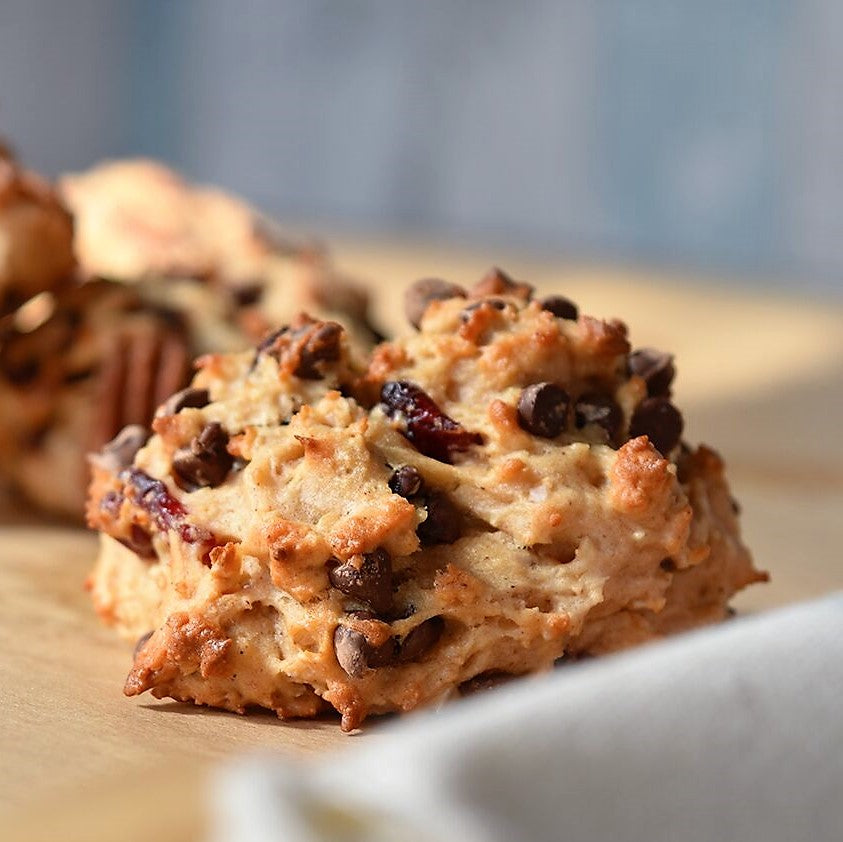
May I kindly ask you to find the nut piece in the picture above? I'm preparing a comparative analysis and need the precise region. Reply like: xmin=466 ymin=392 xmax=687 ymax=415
xmin=404 ymin=278 xmax=467 ymax=329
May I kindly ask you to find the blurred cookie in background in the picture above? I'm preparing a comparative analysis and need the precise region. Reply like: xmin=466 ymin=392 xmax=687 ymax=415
xmin=0 ymin=280 xmax=191 ymax=517
xmin=59 ymin=158 xmax=376 ymax=348
xmin=0 ymin=153 xmax=378 ymax=519
xmin=0 ymin=157 xmax=75 ymax=317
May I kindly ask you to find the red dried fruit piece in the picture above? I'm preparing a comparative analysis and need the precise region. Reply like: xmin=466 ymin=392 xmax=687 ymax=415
xmin=122 ymin=468 xmax=214 ymax=546
xmin=380 ymin=381 xmax=482 ymax=463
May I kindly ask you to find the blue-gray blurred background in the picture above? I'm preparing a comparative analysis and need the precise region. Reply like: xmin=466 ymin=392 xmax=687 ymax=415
xmin=2 ymin=0 xmax=841 ymax=295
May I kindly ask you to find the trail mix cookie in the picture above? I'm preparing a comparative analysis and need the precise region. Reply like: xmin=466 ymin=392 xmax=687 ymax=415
xmin=86 ymin=270 xmax=765 ymax=729
xmin=0 ymin=156 xmax=377 ymax=518
xmin=0 ymin=280 xmax=191 ymax=516
xmin=0 ymin=158 xmax=75 ymax=316
xmin=58 ymin=158 xmax=374 ymax=345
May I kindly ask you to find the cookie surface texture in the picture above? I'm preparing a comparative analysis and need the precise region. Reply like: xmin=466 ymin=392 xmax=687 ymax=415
xmin=87 ymin=274 xmax=765 ymax=729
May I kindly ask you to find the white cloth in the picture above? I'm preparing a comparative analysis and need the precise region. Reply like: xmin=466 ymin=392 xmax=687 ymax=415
xmin=209 ymin=594 xmax=843 ymax=842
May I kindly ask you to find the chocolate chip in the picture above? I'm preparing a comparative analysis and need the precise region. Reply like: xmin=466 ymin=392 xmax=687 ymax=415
xmin=388 ymin=465 xmax=424 ymax=498
xmin=230 ymin=282 xmax=264 ymax=307
xmin=459 ymin=670 xmax=516 ymax=696
xmin=417 ymin=493 xmax=461 ymax=546
xmin=399 ymin=616 xmax=445 ymax=663
xmin=574 ymin=393 xmax=623 ymax=445
xmin=133 ymin=631 xmax=154 ymax=658
xmin=629 ymin=397 xmax=684 ymax=455
xmin=471 ymin=267 xmax=534 ymax=300
xmin=118 ymin=524 xmax=155 ymax=559
xmin=333 ymin=625 xmax=398 ymax=678
xmin=459 ymin=298 xmax=507 ymax=323
xmin=517 ymin=383 xmax=570 ymax=438
xmin=628 ymin=348 xmax=675 ymax=397
xmin=660 ymin=557 xmax=676 ymax=572
xmin=159 ymin=387 xmax=210 ymax=417
xmin=90 ymin=424 xmax=150 ymax=473
xmin=540 ymin=295 xmax=578 ymax=321
xmin=295 ymin=322 xmax=343 ymax=379
xmin=328 ymin=549 xmax=394 ymax=615
xmin=171 ymin=422 xmax=234 ymax=491
xmin=404 ymin=278 xmax=467 ymax=329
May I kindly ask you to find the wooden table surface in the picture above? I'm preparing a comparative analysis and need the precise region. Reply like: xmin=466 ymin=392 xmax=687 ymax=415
xmin=4 ymin=238 xmax=843 ymax=840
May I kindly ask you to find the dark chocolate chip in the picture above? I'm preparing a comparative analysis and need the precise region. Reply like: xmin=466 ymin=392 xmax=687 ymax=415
xmin=554 ymin=651 xmax=594 ymax=667
xmin=660 ymin=557 xmax=676 ymax=572
xmin=230 ymin=282 xmax=264 ymax=307
xmin=459 ymin=670 xmax=516 ymax=696
xmin=295 ymin=322 xmax=343 ymax=379
xmin=159 ymin=387 xmax=210 ymax=417
xmin=328 ymin=549 xmax=394 ymax=615
xmin=404 ymin=278 xmax=467 ymax=329
xmin=333 ymin=625 xmax=398 ymax=678
xmin=171 ymin=422 xmax=234 ymax=491
xmin=90 ymin=424 xmax=150 ymax=473
xmin=628 ymin=348 xmax=676 ymax=397
xmin=574 ymin=393 xmax=623 ymax=445
xmin=629 ymin=397 xmax=684 ymax=455
xmin=540 ymin=295 xmax=579 ymax=321
xmin=517 ymin=383 xmax=570 ymax=438
xmin=0 ymin=353 xmax=39 ymax=384
xmin=133 ymin=630 xmax=154 ymax=658
xmin=388 ymin=465 xmax=424 ymax=499
xmin=399 ymin=616 xmax=445 ymax=663
xmin=731 ymin=497 xmax=741 ymax=515
xmin=459 ymin=298 xmax=508 ymax=323
xmin=118 ymin=524 xmax=156 ymax=559
xmin=380 ymin=381 xmax=482 ymax=463
xmin=417 ymin=492 xmax=461 ymax=546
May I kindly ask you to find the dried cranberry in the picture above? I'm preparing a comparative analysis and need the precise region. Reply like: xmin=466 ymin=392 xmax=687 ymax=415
xmin=122 ymin=468 xmax=213 ymax=548
xmin=380 ymin=381 xmax=482 ymax=463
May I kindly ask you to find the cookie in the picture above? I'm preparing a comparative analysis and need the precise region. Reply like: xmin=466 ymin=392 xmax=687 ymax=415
xmin=86 ymin=271 xmax=765 ymax=729
xmin=58 ymin=158 xmax=374 ymax=344
xmin=0 ymin=155 xmax=379 ymax=518
xmin=0 ymin=158 xmax=75 ymax=316
xmin=0 ymin=280 xmax=191 ymax=517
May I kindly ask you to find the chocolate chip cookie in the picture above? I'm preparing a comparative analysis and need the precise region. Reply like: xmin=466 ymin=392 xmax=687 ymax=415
xmin=86 ymin=270 xmax=765 ymax=729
